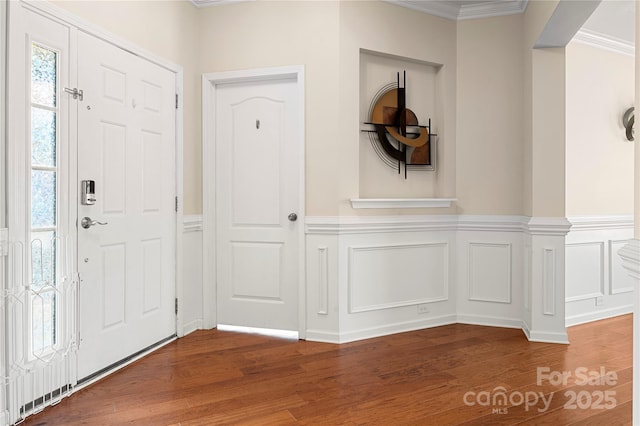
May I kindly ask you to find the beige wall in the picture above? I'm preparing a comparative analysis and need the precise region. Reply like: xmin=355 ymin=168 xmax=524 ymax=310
xmin=531 ymin=47 xmax=566 ymax=217
xmin=198 ymin=0 xmax=459 ymax=216
xmin=565 ymin=41 xmax=635 ymax=216
xmin=338 ymin=1 xmax=457 ymax=215
xmin=522 ymin=0 xmax=563 ymax=217
xmin=456 ymin=14 xmax=524 ymax=215
xmin=199 ymin=0 xmax=341 ymax=216
xmin=47 ymin=0 xmax=573 ymax=219
xmin=51 ymin=0 xmax=202 ymax=214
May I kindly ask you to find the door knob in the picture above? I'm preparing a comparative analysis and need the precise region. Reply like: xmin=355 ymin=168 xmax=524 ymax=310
xmin=288 ymin=213 xmax=298 ymax=222
xmin=81 ymin=217 xmax=108 ymax=229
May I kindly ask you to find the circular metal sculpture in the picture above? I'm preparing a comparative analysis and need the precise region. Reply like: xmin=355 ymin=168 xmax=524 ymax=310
xmin=363 ymin=72 xmax=436 ymax=178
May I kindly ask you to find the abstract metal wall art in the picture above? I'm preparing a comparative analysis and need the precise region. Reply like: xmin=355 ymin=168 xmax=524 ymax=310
xmin=362 ymin=71 xmax=436 ymax=178
xmin=622 ymin=106 xmax=634 ymax=141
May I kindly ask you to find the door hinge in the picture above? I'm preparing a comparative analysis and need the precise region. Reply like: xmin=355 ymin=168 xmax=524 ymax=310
xmin=175 ymin=298 xmax=178 ymax=315
xmin=0 ymin=228 xmax=8 ymax=257
xmin=175 ymin=196 xmax=178 ymax=212
xmin=64 ymin=87 xmax=84 ymax=101
xmin=175 ymin=94 xmax=179 ymax=109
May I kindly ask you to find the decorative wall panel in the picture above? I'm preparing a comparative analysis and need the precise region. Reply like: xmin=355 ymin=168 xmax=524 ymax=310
xmin=348 ymin=242 xmax=448 ymax=313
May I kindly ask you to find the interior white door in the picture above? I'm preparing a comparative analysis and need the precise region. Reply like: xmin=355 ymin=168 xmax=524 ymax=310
xmin=76 ymin=32 xmax=176 ymax=380
xmin=216 ymin=77 xmax=301 ymax=332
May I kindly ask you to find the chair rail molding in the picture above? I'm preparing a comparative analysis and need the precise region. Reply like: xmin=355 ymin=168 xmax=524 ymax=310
xmin=567 ymin=215 xmax=634 ymax=231
xmin=183 ymin=215 xmax=203 ymax=233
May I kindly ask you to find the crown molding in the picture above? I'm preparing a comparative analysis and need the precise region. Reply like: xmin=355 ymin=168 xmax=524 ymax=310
xmin=194 ymin=0 xmax=528 ymax=20
xmin=573 ymin=28 xmax=635 ymax=57
xmin=458 ymin=0 xmax=528 ymax=20
xmin=386 ymin=0 xmax=460 ymax=20
xmin=386 ymin=0 xmax=528 ymax=21
xmin=190 ymin=0 xmax=253 ymax=8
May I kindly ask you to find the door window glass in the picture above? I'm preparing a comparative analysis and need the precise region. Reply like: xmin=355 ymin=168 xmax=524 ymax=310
xmin=30 ymin=43 xmax=58 ymax=354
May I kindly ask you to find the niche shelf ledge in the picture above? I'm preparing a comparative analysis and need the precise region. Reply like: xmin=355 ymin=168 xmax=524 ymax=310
xmin=350 ymin=198 xmax=457 ymax=209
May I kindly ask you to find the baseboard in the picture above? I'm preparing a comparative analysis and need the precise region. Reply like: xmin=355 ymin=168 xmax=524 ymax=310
xmin=304 ymin=330 xmax=341 ymax=344
xmin=523 ymin=326 xmax=570 ymax=344
xmin=566 ymin=305 xmax=634 ymax=327
xmin=182 ymin=319 xmax=203 ymax=336
xmin=456 ymin=314 xmax=522 ymax=329
xmin=336 ymin=315 xmax=457 ymax=344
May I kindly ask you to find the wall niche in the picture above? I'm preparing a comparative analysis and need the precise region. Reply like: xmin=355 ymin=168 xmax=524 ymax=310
xmin=359 ymin=49 xmax=443 ymax=199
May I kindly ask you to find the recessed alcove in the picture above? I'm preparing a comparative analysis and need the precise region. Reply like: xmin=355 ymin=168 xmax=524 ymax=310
xmin=359 ymin=49 xmax=445 ymax=199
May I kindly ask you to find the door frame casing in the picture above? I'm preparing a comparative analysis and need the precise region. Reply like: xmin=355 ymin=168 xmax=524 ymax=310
xmin=1 ymin=0 xmax=8 ymax=423
xmin=4 ymin=0 xmax=185 ymax=378
xmin=202 ymin=66 xmax=306 ymax=338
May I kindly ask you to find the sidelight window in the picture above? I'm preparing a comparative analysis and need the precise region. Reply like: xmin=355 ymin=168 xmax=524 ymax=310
xmin=30 ymin=43 xmax=59 ymax=355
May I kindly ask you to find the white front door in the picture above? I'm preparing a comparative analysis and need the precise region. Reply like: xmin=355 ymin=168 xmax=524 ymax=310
xmin=215 ymin=76 xmax=301 ymax=332
xmin=76 ymin=32 xmax=177 ymax=380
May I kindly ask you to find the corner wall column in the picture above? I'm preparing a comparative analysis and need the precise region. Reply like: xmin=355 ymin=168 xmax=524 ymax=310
xmin=524 ymin=44 xmax=570 ymax=345
xmin=618 ymin=3 xmax=640 ymax=422
xmin=524 ymin=218 xmax=571 ymax=344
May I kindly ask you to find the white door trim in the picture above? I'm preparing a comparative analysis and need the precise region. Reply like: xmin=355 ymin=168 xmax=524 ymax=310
xmin=22 ymin=0 xmax=186 ymax=337
xmin=6 ymin=0 xmax=184 ymax=348
xmin=0 ymin=1 xmax=7 ymax=423
xmin=202 ymin=66 xmax=306 ymax=338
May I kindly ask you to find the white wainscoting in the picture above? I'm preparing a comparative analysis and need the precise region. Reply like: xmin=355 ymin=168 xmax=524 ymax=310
xmin=306 ymin=216 xmax=457 ymax=343
xmin=565 ymin=216 xmax=634 ymax=326
xmin=468 ymin=243 xmax=512 ymax=303
xmin=185 ymin=214 xmax=601 ymax=343
xmin=348 ymin=242 xmax=449 ymax=313
xmin=182 ymin=215 xmax=204 ymax=335
xmin=305 ymin=215 xmax=568 ymax=344
xmin=456 ymin=219 xmax=524 ymax=330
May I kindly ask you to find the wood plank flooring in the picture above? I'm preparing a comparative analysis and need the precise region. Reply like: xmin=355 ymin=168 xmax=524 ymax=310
xmin=24 ymin=315 xmax=632 ymax=425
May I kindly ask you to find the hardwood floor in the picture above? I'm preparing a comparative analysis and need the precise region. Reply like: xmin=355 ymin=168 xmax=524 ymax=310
xmin=24 ymin=315 xmax=632 ymax=425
